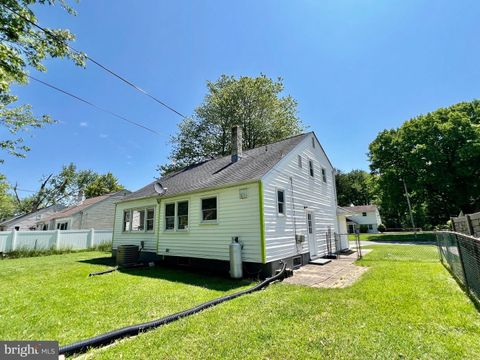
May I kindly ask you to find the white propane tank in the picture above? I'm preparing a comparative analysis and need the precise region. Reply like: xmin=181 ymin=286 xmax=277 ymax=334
xmin=229 ymin=237 xmax=243 ymax=279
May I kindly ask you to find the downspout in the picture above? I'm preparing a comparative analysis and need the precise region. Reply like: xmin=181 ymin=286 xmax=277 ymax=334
xmin=290 ymin=176 xmax=300 ymax=253
xmin=258 ymin=180 xmax=266 ymax=264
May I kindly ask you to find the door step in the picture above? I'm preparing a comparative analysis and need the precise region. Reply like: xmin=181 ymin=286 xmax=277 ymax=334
xmin=309 ymin=258 xmax=332 ymax=265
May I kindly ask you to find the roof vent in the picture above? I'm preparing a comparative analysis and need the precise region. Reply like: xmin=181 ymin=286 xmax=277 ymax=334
xmin=231 ymin=125 xmax=243 ymax=163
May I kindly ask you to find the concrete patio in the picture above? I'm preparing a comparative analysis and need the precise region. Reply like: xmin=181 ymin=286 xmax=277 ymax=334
xmin=284 ymin=250 xmax=371 ymax=288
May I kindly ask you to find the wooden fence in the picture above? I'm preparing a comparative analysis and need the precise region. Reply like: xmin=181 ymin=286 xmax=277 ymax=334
xmin=451 ymin=212 xmax=480 ymax=238
xmin=0 ymin=229 xmax=112 ymax=253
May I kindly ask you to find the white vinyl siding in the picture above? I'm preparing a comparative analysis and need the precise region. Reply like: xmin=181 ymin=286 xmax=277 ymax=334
xmin=112 ymin=198 xmax=158 ymax=252
xmin=157 ymin=183 xmax=261 ymax=262
xmin=262 ymin=134 xmax=337 ymax=262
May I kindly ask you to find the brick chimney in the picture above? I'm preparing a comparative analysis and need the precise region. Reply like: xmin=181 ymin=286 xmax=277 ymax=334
xmin=231 ymin=125 xmax=243 ymax=163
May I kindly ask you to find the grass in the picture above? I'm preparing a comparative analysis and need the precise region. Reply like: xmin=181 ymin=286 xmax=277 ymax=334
xmin=4 ymin=242 xmax=112 ymax=259
xmin=349 ymin=232 xmax=436 ymax=242
xmin=1 ymin=246 xmax=479 ymax=359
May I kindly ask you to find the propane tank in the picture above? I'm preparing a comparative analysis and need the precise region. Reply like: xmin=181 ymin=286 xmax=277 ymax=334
xmin=229 ymin=236 xmax=243 ymax=279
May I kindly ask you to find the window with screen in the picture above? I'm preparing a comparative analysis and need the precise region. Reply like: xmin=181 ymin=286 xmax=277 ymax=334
xmin=321 ymin=168 xmax=327 ymax=183
xmin=131 ymin=209 xmax=145 ymax=231
xmin=146 ymin=208 xmax=155 ymax=231
xmin=277 ymin=190 xmax=285 ymax=214
xmin=177 ymin=201 xmax=189 ymax=230
xmin=165 ymin=203 xmax=175 ymax=230
xmin=202 ymin=197 xmax=217 ymax=221
xmin=309 ymin=160 xmax=314 ymax=177
xmin=123 ymin=210 xmax=131 ymax=231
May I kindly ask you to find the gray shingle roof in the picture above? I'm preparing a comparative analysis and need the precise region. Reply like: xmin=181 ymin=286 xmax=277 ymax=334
xmin=121 ymin=132 xmax=310 ymax=202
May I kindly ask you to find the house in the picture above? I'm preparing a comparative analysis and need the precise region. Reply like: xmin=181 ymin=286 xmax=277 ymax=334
xmin=37 ymin=190 xmax=130 ymax=230
xmin=112 ymin=127 xmax=341 ymax=276
xmin=0 ymin=204 xmax=65 ymax=231
xmin=345 ymin=205 xmax=382 ymax=233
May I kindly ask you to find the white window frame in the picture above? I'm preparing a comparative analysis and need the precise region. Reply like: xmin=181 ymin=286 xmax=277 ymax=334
xmin=176 ymin=200 xmax=189 ymax=231
xmin=56 ymin=221 xmax=68 ymax=230
xmin=123 ymin=207 xmax=156 ymax=233
xmin=164 ymin=200 xmax=190 ymax=231
xmin=321 ymin=167 xmax=327 ymax=183
xmin=200 ymin=196 xmax=218 ymax=224
xmin=164 ymin=203 xmax=176 ymax=231
xmin=309 ymin=159 xmax=314 ymax=177
xmin=277 ymin=189 xmax=286 ymax=216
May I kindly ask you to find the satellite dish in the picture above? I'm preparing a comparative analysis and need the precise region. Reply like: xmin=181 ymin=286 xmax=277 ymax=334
xmin=153 ymin=181 xmax=167 ymax=195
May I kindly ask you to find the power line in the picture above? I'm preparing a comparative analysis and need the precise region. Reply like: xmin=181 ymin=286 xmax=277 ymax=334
xmin=28 ymin=75 xmax=162 ymax=136
xmin=1 ymin=3 xmax=187 ymax=119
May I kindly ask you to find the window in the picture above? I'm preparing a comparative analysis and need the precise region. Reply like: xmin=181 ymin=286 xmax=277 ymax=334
xmin=321 ymin=168 xmax=327 ymax=183
xmin=42 ymin=224 xmax=48 ymax=231
xmin=307 ymin=213 xmax=313 ymax=234
xmin=202 ymin=197 xmax=217 ymax=221
xmin=277 ymin=190 xmax=285 ymax=214
xmin=239 ymin=188 xmax=248 ymax=199
xmin=368 ymin=224 xmax=373 ymax=230
xmin=362 ymin=212 xmax=367 ymax=217
xmin=177 ymin=201 xmax=189 ymax=230
xmin=309 ymin=160 xmax=314 ymax=177
xmin=312 ymin=137 xmax=315 ymax=148
xmin=131 ymin=209 xmax=145 ymax=231
xmin=146 ymin=208 xmax=155 ymax=231
xmin=165 ymin=204 xmax=175 ymax=230
xmin=124 ymin=207 xmax=155 ymax=232
xmin=56 ymin=222 xmax=68 ymax=230
xmin=298 ymin=155 xmax=302 ymax=168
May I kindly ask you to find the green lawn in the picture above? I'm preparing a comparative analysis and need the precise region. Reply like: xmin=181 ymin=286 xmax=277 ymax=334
xmin=348 ymin=232 xmax=436 ymax=242
xmin=1 ymin=247 xmax=479 ymax=359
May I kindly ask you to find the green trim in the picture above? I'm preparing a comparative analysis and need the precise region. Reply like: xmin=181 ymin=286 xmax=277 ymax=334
xmin=258 ymin=180 xmax=266 ymax=264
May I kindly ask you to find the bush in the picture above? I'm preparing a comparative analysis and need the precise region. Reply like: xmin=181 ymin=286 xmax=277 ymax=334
xmin=359 ymin=225 xmax=369 ymax=233
xmin=377 ymin=223 xmax=386 ymax=233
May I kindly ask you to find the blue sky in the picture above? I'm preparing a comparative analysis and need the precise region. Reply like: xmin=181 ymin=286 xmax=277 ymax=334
xmin=4 ymin=0 xmax=480 ymax=195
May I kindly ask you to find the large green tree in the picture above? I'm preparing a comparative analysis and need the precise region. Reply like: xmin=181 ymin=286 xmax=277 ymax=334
xmin=335 ymin=169 xmax=377 ymax=207
xmin=0 ymin=174 xmax=15 ymax=220
xmin=84 ymin=172 xmax=124 ymax=198
xmin=369 ymin=100 xmax=480 ymax=228
xmin=0 ymin=0 xmax=84 ymax=162
xmin=159 ymin=74 xmax=304 ymax=175
xmin=14 ymin=164 xmax=124 ymax=213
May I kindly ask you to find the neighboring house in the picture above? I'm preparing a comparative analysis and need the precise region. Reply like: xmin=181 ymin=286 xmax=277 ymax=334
xmin=336 ymin=206 xmax=353 ymax=248
xmin=0 ymin=205 xmax=65 ymax=231
xmin=112 ymin=126 xmax=341 ymax=276
xmin=346 ymin=205 xmax=382 ymax=233
xmin=38 ymin=190 xmax=130 ymax=230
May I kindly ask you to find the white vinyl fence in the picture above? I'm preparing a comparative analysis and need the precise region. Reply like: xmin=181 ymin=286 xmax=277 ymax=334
xmin=0 ymin=229 xmax=112 ymax=253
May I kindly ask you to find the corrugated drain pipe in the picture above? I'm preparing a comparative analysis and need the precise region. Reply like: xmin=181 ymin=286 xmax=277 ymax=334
xmin=59 ymin=261 xmax=286 ymax=356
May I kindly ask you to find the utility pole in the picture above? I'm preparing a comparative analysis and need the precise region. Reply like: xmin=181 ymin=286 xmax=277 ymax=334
xmin=401 ymin=178 xmax=416 ymax=231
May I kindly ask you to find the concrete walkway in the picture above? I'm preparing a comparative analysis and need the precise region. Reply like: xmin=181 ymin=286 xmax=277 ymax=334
xmin=284 ymin=250 xmax=370 ymax=288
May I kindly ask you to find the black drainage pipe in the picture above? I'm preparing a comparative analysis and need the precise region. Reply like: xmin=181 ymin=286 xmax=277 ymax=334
xmin=60 ymin=262 xmax=286 ymax=356
xmin=88 ymin=266 xmax=118 ymax=277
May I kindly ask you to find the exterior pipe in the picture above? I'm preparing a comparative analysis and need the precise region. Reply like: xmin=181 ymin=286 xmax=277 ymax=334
xmin=60 ymin=261 xmax=286 ymax=356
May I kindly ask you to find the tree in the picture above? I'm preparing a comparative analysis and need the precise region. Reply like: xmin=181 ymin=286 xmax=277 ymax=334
xmin=335 ymin=169 xmax=377 ymax=207
xmin=158 ymin=74 xmax=304 ymax=175
xmin=369 ymin=100 xmax=480 ymax=227
xmin=84 ymin=173 xmax=124 ymax=198
xmin=0 ymin=0 xmax=85 ymax=163
xmin=13 ymin=164 xmax=125 ymax=213
xmin=0 ymin=174 xmax=15 ymax=220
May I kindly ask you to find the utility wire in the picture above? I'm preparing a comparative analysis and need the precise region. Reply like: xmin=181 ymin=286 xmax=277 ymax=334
xmin=1 ymin=3 xmax=187 ymax=119
xmin=28 ymin=75 xmax=162 ymax=136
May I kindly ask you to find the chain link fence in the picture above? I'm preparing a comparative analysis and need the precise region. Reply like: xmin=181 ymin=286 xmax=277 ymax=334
xmin=436 ymin=231 xmax=480 ymax=306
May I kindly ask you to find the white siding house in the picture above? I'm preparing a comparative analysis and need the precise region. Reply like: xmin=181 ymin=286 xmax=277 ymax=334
xmin=38 ymin=191 xmax=131 ymax=231
xmin=0 ymin=205 xmax=65 ymax=231
xmin=112 ymin=128 xmax=339 ymax=276
xmin=346 ymin=205 xmax=382 ymax=233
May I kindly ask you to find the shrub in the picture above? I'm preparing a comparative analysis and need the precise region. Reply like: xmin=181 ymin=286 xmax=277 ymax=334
xmin=359 ymin=225 xmax=369 ymax=233
xmin=377 ymin=223 xmax=386 ymax=233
